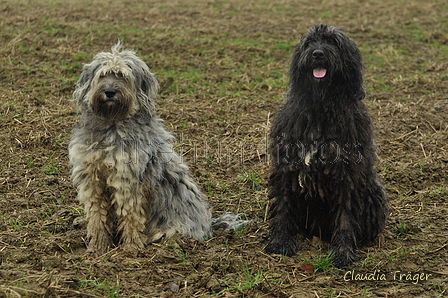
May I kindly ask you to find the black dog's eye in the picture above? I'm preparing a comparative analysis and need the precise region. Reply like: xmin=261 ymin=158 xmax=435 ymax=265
xmin=326 ymin=36 xmax=341 ymax=47
xmin=301 ymin=38 xmax=313 ymax=50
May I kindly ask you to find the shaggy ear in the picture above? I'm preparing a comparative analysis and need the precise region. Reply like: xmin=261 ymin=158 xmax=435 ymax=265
xmin=141 ymin=71 xmax=159 ymax=98
xmin=73 ymin=64 xmax=93 ymax=110
xmin=334 ymin=31 xmax=365 ymax=100
xmin=137 ymin=67 xmax=159 ymax=116
xmin=288 ymin=42 xmax=304 ymax=88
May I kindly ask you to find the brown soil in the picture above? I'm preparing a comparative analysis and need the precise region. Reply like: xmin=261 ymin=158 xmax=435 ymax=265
xmin=0 ymin=0 xmax=447 ymax=297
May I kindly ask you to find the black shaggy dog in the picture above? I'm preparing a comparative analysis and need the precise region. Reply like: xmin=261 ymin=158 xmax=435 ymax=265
xmin=265 ymin=24 xmax=388 ymax=268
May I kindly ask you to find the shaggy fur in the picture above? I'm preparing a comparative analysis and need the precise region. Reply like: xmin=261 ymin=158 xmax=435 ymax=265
xmin=69 ymin=43 xmax=212 ymax=254
xmin=265 ymin=24 xmax=388 ymax=267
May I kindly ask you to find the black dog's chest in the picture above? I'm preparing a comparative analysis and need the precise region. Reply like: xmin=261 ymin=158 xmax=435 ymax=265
xmin=299 ymin=138 xmax=363 ymax=167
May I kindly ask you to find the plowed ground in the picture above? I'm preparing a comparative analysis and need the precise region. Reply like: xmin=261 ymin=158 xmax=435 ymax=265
xmin=0 ymin=0 xmax=447 ymax=297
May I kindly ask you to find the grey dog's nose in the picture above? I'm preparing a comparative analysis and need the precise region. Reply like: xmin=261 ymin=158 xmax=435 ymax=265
xmin=312 ymin=49 xmax=324 ymax=59
xmin=104 ymin=88 xmax=117 ymax=99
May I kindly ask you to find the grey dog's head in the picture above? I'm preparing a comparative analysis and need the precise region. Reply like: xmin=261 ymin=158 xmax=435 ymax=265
xmin=73 ymin=42 xmax=159 ymax=121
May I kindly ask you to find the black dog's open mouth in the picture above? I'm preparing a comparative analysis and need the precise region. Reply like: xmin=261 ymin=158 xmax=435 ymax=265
xmin=313 ymin=68 xmax=327 ymax=79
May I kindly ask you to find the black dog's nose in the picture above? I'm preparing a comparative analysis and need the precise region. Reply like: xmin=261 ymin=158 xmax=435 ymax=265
xmin=312 ymin=49 xmax=324 ymax=60
xmin=104 ymin=88 xmax=117 ymax=99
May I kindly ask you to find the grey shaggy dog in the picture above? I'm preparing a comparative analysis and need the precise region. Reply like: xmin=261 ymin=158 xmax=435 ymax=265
xmin=69 ymin=43 xmax=212 ymax=254
xmin=265 ymin=24 xmax=388 ymax=267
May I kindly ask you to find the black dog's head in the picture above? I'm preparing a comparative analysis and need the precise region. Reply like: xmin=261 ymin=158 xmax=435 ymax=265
xmin=290 ymin=24 xmax=365 ymax=100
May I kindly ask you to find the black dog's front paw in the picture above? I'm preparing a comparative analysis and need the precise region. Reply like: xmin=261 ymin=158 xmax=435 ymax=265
xmin=265 ymin=237 xmax=297 ymax=256
xmin=333 ymin=250 xmax=358 ymax=268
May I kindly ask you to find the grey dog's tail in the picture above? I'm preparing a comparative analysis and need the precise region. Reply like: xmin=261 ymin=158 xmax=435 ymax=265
xmin=211 ymin=212 xmax=249 ymax=231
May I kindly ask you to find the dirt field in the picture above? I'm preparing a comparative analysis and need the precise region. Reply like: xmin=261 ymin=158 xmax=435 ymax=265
xmin=0 ymin=0 xmax=447 ymax=297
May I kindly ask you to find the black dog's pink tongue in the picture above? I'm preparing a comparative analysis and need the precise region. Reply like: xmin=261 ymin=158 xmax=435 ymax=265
xmin=313 ymin=68 xmax=327 ymax=78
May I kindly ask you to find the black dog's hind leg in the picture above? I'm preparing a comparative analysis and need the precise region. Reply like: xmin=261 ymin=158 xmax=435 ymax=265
xmin=330 ymin=209 xmax=358 ymax=268
xmin=265 ymin=194 xmax=299 ymax=256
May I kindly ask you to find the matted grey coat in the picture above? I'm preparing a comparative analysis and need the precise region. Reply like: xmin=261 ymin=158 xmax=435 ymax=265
xmin=69 ymin=43 xmax=211 ymax=254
